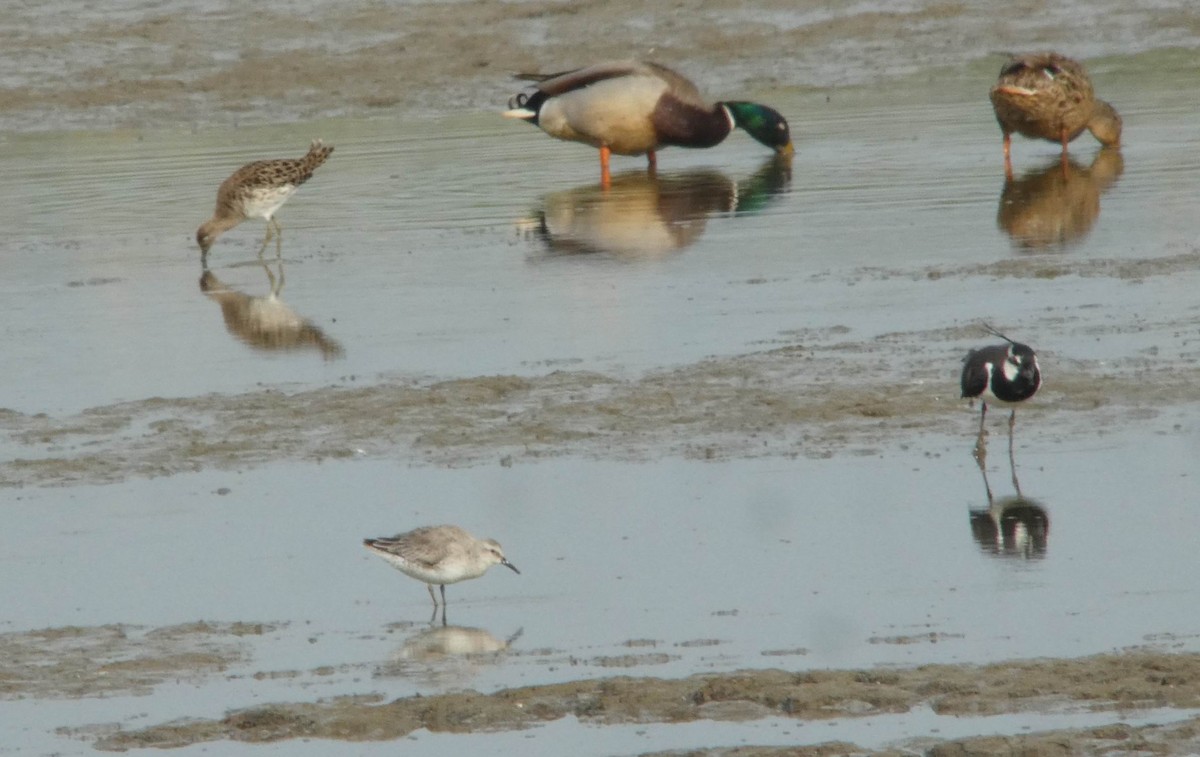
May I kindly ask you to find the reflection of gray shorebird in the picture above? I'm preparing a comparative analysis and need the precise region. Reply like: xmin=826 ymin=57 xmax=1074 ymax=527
xmin=364 ymin=526 xmax=520 ymax=623
xmin=504 ymin=61 xmax=793 ymax=188
xmin=961 ymin=325 xmax=1042 ymax=453
xmin=989 ymin=53 xmax=1121 ymax=177
xmin=998 ymin=147 xmax=1123 ymax=251
xmin=199 ymin=262 xmax=344 ymax=360
xmin=196 ymin=139 xmax=334 ymax=260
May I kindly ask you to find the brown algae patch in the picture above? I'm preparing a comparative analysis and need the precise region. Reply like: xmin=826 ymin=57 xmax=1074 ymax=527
xmin=0 ymin=621 xmax=276 ymax=700
xmin=92 ymin=650 xmax=1200 ymax=750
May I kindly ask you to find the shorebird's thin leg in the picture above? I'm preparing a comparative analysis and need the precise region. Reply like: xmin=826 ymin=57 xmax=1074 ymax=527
xmin=973 ymin=403 xmax=989 ymax=465
xmin=646 ymin=149 xmax=657 ymax=177
xmin=440 ymin=603 xmax=448 ymax=627
xmin=271 ymin=218 xmax=283 ymax=259
xmin=261 ymin=259 xmax=278 ymax=295
xmin=1008 ymin=412 xmax=1023 ymax=499
xmin=975 ymin=444 xmax=994 ymax=505
xmin=1007 ymin=409 xmax=1020 ymax=492
xmin=439 ymin=584 xmax=447 ymax=607
xmin=600 ymin=145 xmax=612 ymax=189
xmin=257 ymin=221 xmax=274 ymax=259
xmin=426 ymin=583 xmax=438 ymax=608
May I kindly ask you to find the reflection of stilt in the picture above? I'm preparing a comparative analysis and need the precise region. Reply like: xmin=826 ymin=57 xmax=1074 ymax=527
xmin=1007 ymin=411 xmax=1022 ymax=498
xmin=973 ymin=414 xmax=1023 ymax=504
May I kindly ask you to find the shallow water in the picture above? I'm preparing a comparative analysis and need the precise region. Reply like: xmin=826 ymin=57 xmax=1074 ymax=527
xmin=4 ymin=44 xmax=1200 ymax=757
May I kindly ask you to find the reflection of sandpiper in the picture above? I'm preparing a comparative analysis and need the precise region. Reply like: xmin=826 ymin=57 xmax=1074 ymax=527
xmin=998 ymin=147 xmax=1124 ymax=252
xmin=503 ymin=60 xmax=793 ymax=188
xmin=199 ymin=261 xmax=344 ymax=360
xmin=519 ymin=157 xmax=790 ymax=261
xmin=376 ymin=625 xmax=523 ymax=687
xmin=363 ymin=525 xmax=520 ymax=625
xmin=196 ymin=139 xmax=334 ymax=261
xmin=398 ymin=624 xmax=523 ymax=662
xmin=989 ymin=52 xmax=1121 ymax=178
xmin=960 ymin=324 xmax=1042 ymax=461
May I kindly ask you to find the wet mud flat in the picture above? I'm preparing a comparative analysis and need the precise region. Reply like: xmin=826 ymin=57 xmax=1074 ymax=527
xmin=1 ymin=0 xmax=1196 ymax=132
xmin=3 ymin=620 xmax=1196 ymax=753
xmin=3 ymin=299 xmax=1200 ymax=488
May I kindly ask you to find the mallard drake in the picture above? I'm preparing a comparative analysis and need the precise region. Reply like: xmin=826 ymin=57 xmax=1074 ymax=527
xmin=503 ymin=60 xmax=793 ymax=187
xmin=196 ymin=139 xmax=334 ymax=261
xmin=989 ymin=53 xmax=1121 ymax=172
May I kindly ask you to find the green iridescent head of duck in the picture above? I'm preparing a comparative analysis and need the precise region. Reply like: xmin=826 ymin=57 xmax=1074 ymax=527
xmin=722 ymin=102 xmax=794 ymax=156
xmin=1088 ymin=100 xmax=1122 ymax=147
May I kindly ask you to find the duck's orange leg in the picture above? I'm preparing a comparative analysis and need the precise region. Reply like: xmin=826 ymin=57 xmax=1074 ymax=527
xmin=1002 ymin=133 xmax=1014 ymax=180
xmin=599 ymin=145 xmax=612 ymax=189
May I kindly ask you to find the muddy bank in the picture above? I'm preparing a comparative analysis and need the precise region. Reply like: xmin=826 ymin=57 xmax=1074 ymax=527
xmin=1 ymin=0 xmax=1195 ymax=132
xmin=76 ymin=645 xmax=1200 ymax=751
xmin=2 ymin=312 xmax=1196 ymax=488
xmin=0 ymin=621 xmax=275 ymax=700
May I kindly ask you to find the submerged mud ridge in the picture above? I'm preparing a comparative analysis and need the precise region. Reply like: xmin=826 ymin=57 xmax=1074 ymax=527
xmin=1 ymin=322 xmax=1194 ymax=488
xmin=87 ymin=648 xmax=1200 ymax=752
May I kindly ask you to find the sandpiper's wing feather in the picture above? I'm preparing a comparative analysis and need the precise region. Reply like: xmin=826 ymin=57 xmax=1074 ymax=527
xmin=223 ymin=140 xmax=334 ymax=192
xmin=366 ymin=525 xmax=468 ymax=570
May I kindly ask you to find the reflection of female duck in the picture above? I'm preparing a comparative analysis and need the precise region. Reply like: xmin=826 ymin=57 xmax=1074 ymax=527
xmin=199 ymin=262 xmax=344 ymax=360
xmin=997 ymin=148 xmax=1123 ymax=251
xmin=521 ymin=157 xmax=790 ymax=260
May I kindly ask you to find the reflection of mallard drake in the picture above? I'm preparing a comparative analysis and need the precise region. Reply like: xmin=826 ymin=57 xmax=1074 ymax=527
xmin=998 ymin=147 xmax=1123 ymax=251
xmin=196 ymin=139 xmax=334 ymax=261
xmin=199 ymin=263 xmax=344 ymax=360
xmin=520 ymin=157 xmax=790 ymax=260
xmin=969 ymin=497 xmax=1049 ymax=559
xmin=989 ymin=53 xmax=1121 ymax=170
xmin=504 ymin=61 xmax=793 ymax=187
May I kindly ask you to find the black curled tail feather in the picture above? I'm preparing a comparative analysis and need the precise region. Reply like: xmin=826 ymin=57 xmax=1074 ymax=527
xmin=508 ymin=90 xmax=547 ymax=116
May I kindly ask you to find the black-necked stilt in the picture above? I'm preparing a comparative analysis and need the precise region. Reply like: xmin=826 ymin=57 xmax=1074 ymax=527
xmin=961 ymin=324 xmax=1042 ymax=438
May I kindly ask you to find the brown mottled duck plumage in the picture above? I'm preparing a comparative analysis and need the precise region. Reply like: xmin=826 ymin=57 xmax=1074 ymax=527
xmin=196 ymin=139 xmax=334 ymax=259
xmin=989 ymin=53 xmax=1121 ymax=170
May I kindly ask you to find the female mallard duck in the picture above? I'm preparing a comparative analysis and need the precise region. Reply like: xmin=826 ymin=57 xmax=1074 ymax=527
xmin=989 ymin=53 xmax=1122 ymax=171
xmin=503 ymin=60 xmax=793 ymax=187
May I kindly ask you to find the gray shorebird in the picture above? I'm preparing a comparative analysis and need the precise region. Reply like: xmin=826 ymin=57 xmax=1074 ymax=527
xmin=503 ymin=60 xmax=793 ymax=188
xmin=196 ymin=139 xmax=334 ymax=260
xmin=363 ymin=525 xmax=519 ymax=618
